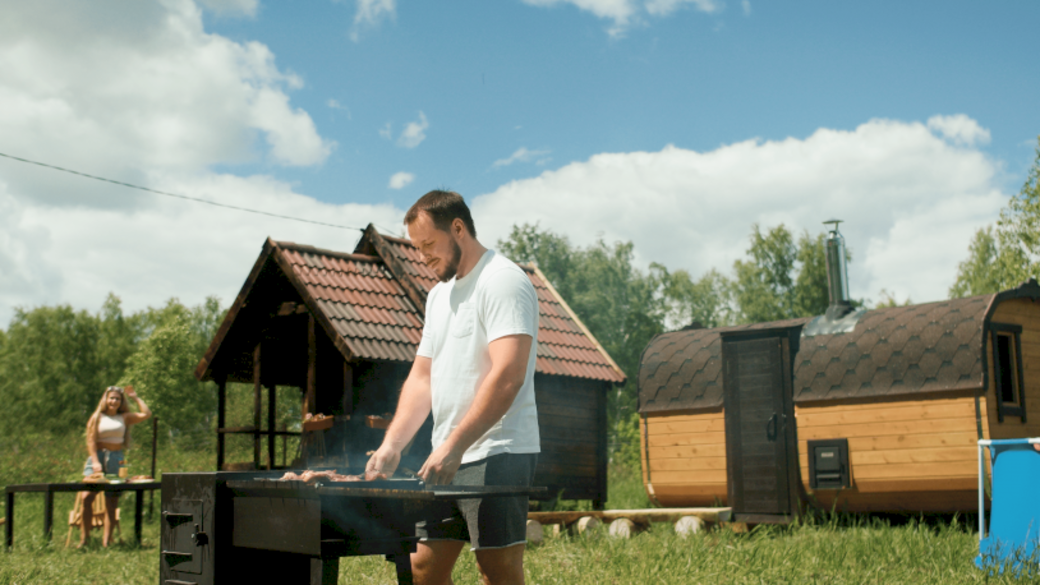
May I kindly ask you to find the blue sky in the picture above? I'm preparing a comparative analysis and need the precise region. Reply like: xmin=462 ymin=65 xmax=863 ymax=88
xmin=204 ymin=0 xmax=1040 ymax=205
xmin=1 ymin=0 xmax=1038 ymax=323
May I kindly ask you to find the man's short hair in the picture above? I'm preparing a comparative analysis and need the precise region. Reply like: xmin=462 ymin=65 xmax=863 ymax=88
xmin=404 ymin=190 xmax=477 ymax=237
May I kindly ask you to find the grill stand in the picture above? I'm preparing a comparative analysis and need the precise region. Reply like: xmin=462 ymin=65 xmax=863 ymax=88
xmin=160 ymin=472 xmax=542 ymax=585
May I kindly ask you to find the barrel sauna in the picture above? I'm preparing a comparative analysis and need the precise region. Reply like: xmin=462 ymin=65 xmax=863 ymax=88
xmin=639 ymin=280 xmax=1040 ymax=516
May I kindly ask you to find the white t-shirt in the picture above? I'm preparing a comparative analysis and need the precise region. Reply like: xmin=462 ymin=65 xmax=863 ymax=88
xmin=417 ymin=249 xmax=540 ymax=464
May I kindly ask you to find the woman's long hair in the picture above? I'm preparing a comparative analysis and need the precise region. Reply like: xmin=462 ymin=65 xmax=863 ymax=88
xmin=85 ymin=386 xmax=132 ymax=452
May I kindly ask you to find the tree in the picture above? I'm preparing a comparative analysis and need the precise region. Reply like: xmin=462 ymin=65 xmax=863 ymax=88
xmin=120 ymin=318 xmax=218 ymax=449
xmin=0 ymin=295 xmax=225 ymax=442
xmin=950 ymin=137 xmax=1040 ymax=297
xmin=0 ymin=305 xmax=104 ymax=436
xmin=730 ymin=224 xmax=833 ymax=324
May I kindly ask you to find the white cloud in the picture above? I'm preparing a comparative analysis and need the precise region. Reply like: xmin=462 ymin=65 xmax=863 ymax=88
xmin=0 ymin=173 xmax=404 ymax=326
xmin=522 ymin=0 xmax=719 ymax=35
xmin=388 ymin=171 xmax=415 ymax=189
xmin=397 ymin=112 xmax=429 ymax=149
xmin=351 ymin=0 xmax=396 ymax=42
xmin=493 ymin=147 xmax=552 ymax=168
xmin=927 ymin=114 xmax=991 ymax=146
xmin=196 ymin=0 xmax=258 ymax=17
xmin=742 ymin=0 xmax=751 ymax=16
xmin=379 ymin=123 xmax=393 ymax=140
xmin=473 ymin=117 xmax=1006 ymax=306
xmin=0 ymin=0 xmax=350 ymax=324
xmin=0 ymin=0 xmax=333 ymax=210
xmin=645 ymin=0 xmax=720 ymax=17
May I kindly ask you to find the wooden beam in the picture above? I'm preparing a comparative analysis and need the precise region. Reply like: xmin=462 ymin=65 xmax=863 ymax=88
xmin=216 ymin=377 xmax=227 ymax=471
xmin=342 ymin=362 xmax=354 ymax=415
xmin=253 ymin=343 xmax=262 ymax=469
xmin=305 ymin=315 xmax=317 ymax=417
xmin=268 ymin=384 xmax=277 ymax=470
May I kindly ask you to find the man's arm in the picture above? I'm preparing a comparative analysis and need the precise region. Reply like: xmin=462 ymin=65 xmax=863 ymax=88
xmin=365 ymin=356 xmax=433 ymax=477
xmin=418 ymin=334 xmax=532 ymax=485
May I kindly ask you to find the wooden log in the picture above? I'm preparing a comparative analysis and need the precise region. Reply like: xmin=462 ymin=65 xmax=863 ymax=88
xmin=528 ymin=507 xmax=732 ymax=526
xmin=575 ymin=516 xmax=601 ymax=536
xmin=608 ymin=518 xmax=636 ymax=539
xmin=525 ymin=520 xmax=543 ymax=546
xmin=674 ymin=516 xmax=703 ymax=538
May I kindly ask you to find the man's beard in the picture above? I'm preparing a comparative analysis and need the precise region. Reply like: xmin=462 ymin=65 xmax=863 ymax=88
xmin=436 ymin=239 xmax=462 ymax=283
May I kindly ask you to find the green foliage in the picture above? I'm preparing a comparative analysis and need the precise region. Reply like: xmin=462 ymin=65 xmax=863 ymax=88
xmin=0 ymin=295 xmax=226 ymax=448
xmin=731 ymin=225 xmax=833 ymax=324
xmin=0 ymin=304 xmax=107 ymax=436
xmin=120 ymin=321 xmax=216 ymax=450
xmin=951 ymin=136 xmax=1040 ymax=297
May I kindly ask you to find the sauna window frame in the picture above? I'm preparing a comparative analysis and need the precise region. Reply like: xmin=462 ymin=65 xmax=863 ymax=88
xmin=991 ymin=322 xmax=1025 ymax=423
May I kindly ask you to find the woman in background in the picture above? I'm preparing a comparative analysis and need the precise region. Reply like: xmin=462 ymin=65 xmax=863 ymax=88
xmin=80 ymin=385 xmax=151 ymax=547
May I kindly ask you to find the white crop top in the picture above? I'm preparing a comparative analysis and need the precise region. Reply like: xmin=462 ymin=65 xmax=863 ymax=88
xmin=97 ymin=413 xmax=126 ymax=444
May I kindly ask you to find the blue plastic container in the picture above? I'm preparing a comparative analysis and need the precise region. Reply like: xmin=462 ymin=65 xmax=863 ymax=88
xmin=976 ymin=438 xmax=1040 ymax=572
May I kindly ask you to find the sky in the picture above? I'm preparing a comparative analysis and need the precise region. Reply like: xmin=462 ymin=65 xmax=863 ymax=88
xmin=1 ymin=0 xmax=1039 ymax=326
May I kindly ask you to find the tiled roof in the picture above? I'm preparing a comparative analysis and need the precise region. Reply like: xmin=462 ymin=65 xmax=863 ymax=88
xmin=277 ymin=242 xmax=424 ymax=362
xmin=362 ymin=232 xmax=626 ymax=383
xmin=638 ymin=286 xmax=1040 ymax=413
xmin=639 ymin=318 xmax=810 ymax=413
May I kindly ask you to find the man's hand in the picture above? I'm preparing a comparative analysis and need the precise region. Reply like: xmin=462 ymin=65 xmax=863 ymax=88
xmin=365 ymin=444 xmax=402 ymax=478
xmin=418 ymin=442 xmax=465 ymax=485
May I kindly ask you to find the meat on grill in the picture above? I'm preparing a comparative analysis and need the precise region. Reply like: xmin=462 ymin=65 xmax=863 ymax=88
xmin=279 ymin=469 xmax=388 ymax=483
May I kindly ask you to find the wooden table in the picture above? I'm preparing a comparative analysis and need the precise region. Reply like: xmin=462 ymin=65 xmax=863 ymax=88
xmin=5 ymin=481 xmax=161 ymax=548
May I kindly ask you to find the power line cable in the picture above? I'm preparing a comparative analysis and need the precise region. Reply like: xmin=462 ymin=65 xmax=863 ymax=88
xmin=0 ymin=151 xmax=364 ymax=231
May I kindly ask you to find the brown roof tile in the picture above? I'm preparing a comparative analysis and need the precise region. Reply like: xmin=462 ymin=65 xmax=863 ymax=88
xmin=263 ymin=231 xmax=625 ymax=383
xmin=638 ymin=291 xmax=1015 ymax=412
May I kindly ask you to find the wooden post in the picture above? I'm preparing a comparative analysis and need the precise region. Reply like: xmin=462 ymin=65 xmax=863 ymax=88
xmin=268 ymin=384 xmax=277 ymax=469
xmin=217 ymin=377 xmax=227 ymax=471
xmin=253 ymin=343 xmax=262 ymax=469
xmin=342 ymin=362 xmax=354 ymax=415
xmin=305 ymin=316 xmax=317 ymax=417
xmin=594 ymin=381 xmax=609 ymax=510
xmin=149 ymin=415 xmax=158 ymax=517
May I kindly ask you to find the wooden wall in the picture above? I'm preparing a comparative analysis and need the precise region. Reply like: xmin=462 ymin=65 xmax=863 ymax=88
xmin=796 ymin=392 xmax=981 ymax=511
xmin=534 ymin=374 xmax=608 ymax=505
xmin=640 ymin=408 xmax=727 ymax=507
xmin=985 ymin=297 xmax=1040 ymax=439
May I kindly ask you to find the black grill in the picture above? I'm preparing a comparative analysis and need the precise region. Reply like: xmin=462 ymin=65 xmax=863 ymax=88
xmin=160 ymin=471 xmax=542 ymax=585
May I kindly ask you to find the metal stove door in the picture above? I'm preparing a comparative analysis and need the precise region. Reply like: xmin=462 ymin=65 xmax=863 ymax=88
xmin=162 ymin=499 xmax=205 ymax=575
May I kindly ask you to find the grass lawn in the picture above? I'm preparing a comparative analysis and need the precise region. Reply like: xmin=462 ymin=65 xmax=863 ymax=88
xmin=2 ymin=435 xmax=1035 ymax=584
xmin=1 ymin=509 xmax=1033 ymax=584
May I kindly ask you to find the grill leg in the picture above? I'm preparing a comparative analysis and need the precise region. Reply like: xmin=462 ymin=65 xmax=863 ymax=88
xmin=310 ymin=557 xmax=338 ymax=585
xmin=389 ymin=553 xmax=414 ymax=585
xmin=5 ymin=490 xmax=13 ymax=548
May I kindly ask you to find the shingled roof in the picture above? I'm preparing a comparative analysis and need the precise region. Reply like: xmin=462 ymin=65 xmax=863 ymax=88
xmin=639 ymin=281 xmax=1040 ymax=413
xmin=196 ymin=225 xmax=625 ymax=384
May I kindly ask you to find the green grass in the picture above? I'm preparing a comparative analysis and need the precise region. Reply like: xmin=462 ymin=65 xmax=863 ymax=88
xmin=2 ymin=438 xmax=1036 ymax=584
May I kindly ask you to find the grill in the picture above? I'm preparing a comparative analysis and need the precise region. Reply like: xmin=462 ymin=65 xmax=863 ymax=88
xmin=160 ymin=471 xmax=544 ymax=585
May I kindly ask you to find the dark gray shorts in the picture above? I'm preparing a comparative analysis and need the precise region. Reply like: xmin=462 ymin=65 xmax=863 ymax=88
xmin=416 ymin=452 xmax=537 ymax=550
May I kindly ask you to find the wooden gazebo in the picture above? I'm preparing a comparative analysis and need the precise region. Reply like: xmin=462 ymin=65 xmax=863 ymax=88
xmin=195 ymin=225 xmax=625 ymax=505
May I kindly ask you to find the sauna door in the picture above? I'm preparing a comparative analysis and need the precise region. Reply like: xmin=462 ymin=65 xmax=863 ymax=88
xmin=722 ymin=331 xmax=800 ymax=521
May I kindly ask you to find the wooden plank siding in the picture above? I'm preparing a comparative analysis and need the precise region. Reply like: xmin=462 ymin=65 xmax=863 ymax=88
xmin=534 ymin=374 xmax=608 ymax=502
xmin=795 ymin=393 xmax=981 ymax=511
xmin=642 ymin=408 xmax=728 ymax=506
xmin=985 ymin=298 xmax=1040 ymax=439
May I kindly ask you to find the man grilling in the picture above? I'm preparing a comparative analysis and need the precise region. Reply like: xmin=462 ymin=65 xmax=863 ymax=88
xmin=366 ymin=190 xmax=540 ymax=585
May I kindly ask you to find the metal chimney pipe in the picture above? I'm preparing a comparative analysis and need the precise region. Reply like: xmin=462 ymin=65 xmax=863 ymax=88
xmin=823 ymin=219 xmax=853 ymax=319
